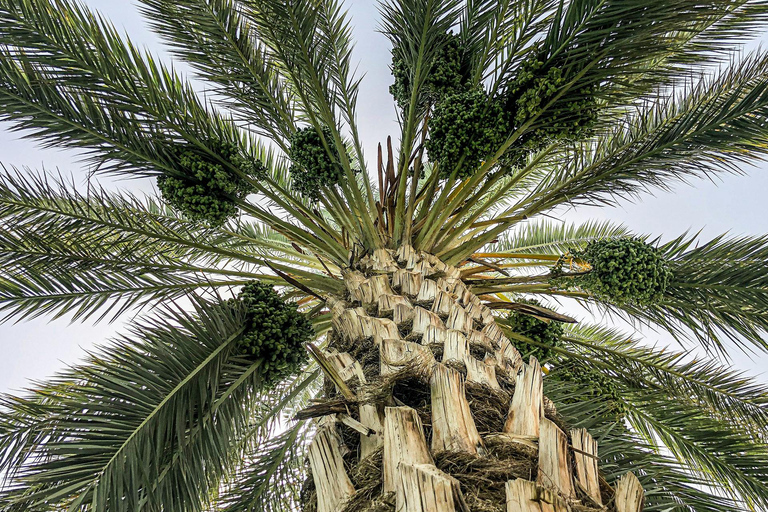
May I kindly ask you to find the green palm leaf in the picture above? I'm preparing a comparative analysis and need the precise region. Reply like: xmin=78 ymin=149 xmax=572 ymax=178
xmin=380 ymin=0 xmax=464 ymax=242
xmin=535 ymin=0 xmax=768 ymax=103
xmin=624 ymin=391 xmax=768 ymax=510
xmin=0 ymin=0 xmax=349 ymax=260
xmin=0 ymin=0 xmax=225 ymax=177
xmin=462 ymin=0 xmax=557 ymax=88
xmin=519 ymin=50 xmax=768 ymax=215
xmin=662 ymin=0 xmax=768 ymax=67
xmin=562 ymin=323 xmax=768 ymax=436
xmin=238 ymin=0 xmax=378 ymax=247
xmin=380 ymin=0 xmax=464 ymax=115
xmin=501 ymin=318 xmax=768 ymax=508
xmin=548 ymin=325 xmax=768 ymax=508
xmin=210 ymin=366 xmax=320 ymax=512
xmin=546 ymin=379 xmax=754 ymax=512
xmin=213 ymin=421 xmax=312 ymax=512
xmin=135 ymin=0 xmax=297 ymax=147
xmin=487 ymin=219 xmax=632 ymax=257
xmin=0 ymin=296 xmax=310 ymax=511
xmin=614 ymin=233 xmax=768 ymax=353
xmin=0 ymin=169 xmax=338 ymax=322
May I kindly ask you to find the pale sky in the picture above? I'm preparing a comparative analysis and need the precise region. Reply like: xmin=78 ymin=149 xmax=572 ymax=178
xmin=0 ymin=0 xmax=767 ymax=395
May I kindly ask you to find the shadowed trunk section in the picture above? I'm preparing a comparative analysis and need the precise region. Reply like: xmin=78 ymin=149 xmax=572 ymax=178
xmin=299 ymin=246 xmax=643 ymax=512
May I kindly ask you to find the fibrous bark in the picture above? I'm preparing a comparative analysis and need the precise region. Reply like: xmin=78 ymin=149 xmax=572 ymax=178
xmin=430 ymin=364 xmax=483 ymax=454
xmin=302 ymin=246 xmax=643 ymax=512
xmin=309 ymin=419 xmax=356 ymax=512
xmin=572 ymin=428 xmax=601 ymax=505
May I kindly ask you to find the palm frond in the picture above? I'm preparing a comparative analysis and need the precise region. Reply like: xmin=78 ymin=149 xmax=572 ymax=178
xmin=379 ymin=0 xmax=463 ymax=242
xmin=547 ymin=324 xmax=768 ymax=508
xmin=672 ymin=0 xmax=768 ymax=64
xmin=0 ymin=0 xmax=227 ymax=177
xmin=546 ymin=378 xmax=747 ymax=512
xmin=0 ymin=0 xmax=351 ymax=260
xmin=0 ymin=296 xmax=289 ymax=511
xmin=617 ymin=233 xmax=768 ymax=354
xmin=533 ymin=0 xmax=768 ymax=102
xmin=379 ymin=0 xmax=463 ymax=115
xmin=315 ymin=0 xmax=367 ymax=168
xmin=207 ymin=364 xmax=320 ymax=512
xmin=423 ymin=145 xmax=562 ymax=260
xmin=214 ymin=421 xmax=313 ymax=512
xmin=0 ymin=168 xmax=339 ymax=323
xmin=136 ymin=0 xmax=297 ymax=147
xmin=484 ymin=219 xmax=631 ymax=257
xmin=462 ymin=0 xmax=557 ymax=90
xmin=411 ymin=1 xmax=768 ymax=259
xmin=241 ymin=0 xmax=379 ymax=249
xmin=518 ymin=50 xmax=768 ymax=215
xmin=241 ymin=0 xmax=348 ymax=131
xmin=561 ymin=323 xmax=768 ymax=440
xmin=624 ymin=390 xmax=768 ymax=510
xmin=553 ymin=334 xmax=768 ymax=510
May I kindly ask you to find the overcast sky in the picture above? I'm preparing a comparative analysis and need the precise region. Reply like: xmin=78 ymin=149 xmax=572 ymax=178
xmin=1 ymin=0 xmax=767 ymax=394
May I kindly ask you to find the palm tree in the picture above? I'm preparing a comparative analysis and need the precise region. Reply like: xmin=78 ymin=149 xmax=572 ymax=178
xmin=1 ymin=0 xmax=768 ymax=510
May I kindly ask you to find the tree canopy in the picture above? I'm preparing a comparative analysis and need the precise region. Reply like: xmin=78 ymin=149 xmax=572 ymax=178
xmin=0 ymin=0 xmax=768 ymax=510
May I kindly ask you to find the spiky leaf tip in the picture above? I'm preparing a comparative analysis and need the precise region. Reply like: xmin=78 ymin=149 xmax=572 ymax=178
xmin=390 ymin=32 xmax=467 ymax=109
xmin=557 ymin=238 xmax=672 ymax=306
xmin=507 ymin=299 xmax=565 ymax=363
xmin=426 ymin=89 xmax=508 ymax=179
xmin=231 ymin=281 xmax=314 ymax=388
xmin=289 ymin=127 xmax=346 ymax=201
xmin=157 ymin=142 xmax=264 ymax=226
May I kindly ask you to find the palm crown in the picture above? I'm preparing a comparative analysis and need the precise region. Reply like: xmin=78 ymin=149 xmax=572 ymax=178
xmin=1 ymin=0 xmax=768 ymax=511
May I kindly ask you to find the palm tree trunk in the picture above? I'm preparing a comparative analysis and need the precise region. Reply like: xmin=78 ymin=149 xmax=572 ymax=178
xmin=299 ymin=246 xmax=643 ymax=512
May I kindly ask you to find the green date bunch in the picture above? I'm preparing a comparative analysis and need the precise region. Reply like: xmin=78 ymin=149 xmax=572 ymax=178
xmin=289 ymin=126 xmax=347 ymax=201
xmin=389 ymin=32 xmax=467 ymax=110
xmin=230 ymin=281 xmax=314 ymax=389
xmin=401 ymin=35 xmax=601 ymax=179
xmin=506 ymin=299 xmax=565 ymax=364
xmin=550 ymin=359 xmax=627 ymax=417
xmin=555 ymin=238 xmax=672 ymax=306
xmin=426 ymin=89 xmax=508 ymax=179
xmin=157 ymin=141 xmax=264 ymax=226
xmin=504 ymin=46 xmax=600 ymax=167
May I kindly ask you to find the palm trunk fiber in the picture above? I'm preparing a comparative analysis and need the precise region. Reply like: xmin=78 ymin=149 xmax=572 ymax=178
xmin=299 ymin=246 xmax=642 ymax=512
